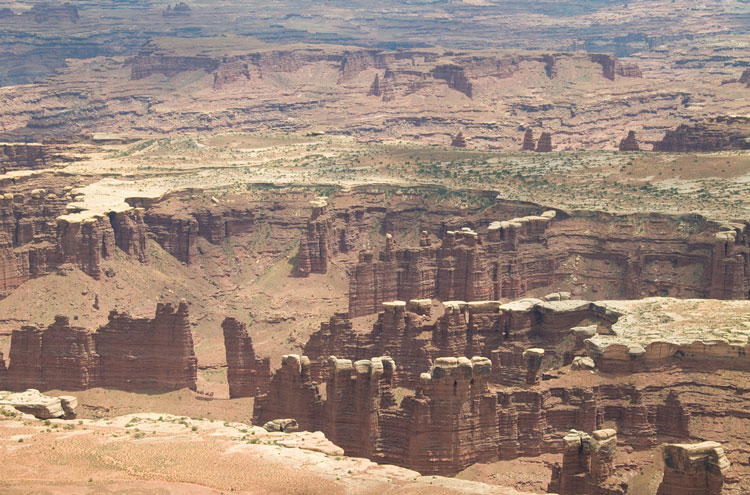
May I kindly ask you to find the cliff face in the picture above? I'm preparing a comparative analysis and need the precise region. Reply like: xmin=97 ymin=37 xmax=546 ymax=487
xmin=0 ymin=191 xmax=151 ymax=296
xmin=653 ymin=116 xmax=750 ymax=152
xmin=96 ymin=300 xmax=197 ymax=391
xmin=222 ymin=317 xmax=271 ymax=398
xmin=143 ymin=195 xmax=309 ymax=264
xmin=348 ymin=211 xmax=750 ymax=317
xmin=657 ymin=442 xmax=730 ymax=495
xmin=251 ymin=351 xmax=742 ymax=477
xmin=0 ymin=143 xmax=48 ymax=171
xmin=2 ymin=300 xmax=197 ymax=392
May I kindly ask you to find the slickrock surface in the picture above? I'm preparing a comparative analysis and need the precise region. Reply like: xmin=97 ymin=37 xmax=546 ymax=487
xmin=0 ymin=411 xmax=535 ymax=495
xmin=585 ymin=298 xmax=750 ymax=372
xmin=0 ymin=389 xmax=77 ymax=419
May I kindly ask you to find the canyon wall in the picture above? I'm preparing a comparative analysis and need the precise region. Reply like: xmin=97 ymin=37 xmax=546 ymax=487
xmin=1 ymin=300 xmax=197 ymax=392
xmin=0 ymin=188 xmax=150 ymax=297
xmin=347 ymin=210 xmax=750 ymax=317
xmin=252 ymin=351 xmax=745 ymax=477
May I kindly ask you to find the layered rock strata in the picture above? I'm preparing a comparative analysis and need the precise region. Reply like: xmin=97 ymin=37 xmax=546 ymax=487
xmin=0 ymin=189 xmax=150 ymax=297
xmin=222 ymin=317 xmax=271 ymax=398
xmin=548 ymin=429 xmax=621 ymax=495
xmin=657 ymin=442 xmax=730 ymax=495
xmin=1 ymin=300 xmax=197 ymax=392
xmin=253 ymin=352 xmax=747 ymax=478
xmin=347 ymin=210 xmax=750 ymax=317
xmin=653 ymin=116 xmax=750 ymax=152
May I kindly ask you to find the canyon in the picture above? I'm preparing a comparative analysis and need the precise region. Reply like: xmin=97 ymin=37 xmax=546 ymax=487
xmin=0 ymin=0 xmax=748 ymax=493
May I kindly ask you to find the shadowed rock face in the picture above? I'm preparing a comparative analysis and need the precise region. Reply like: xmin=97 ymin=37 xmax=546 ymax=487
xmin=548 ymin=429 xmax=621 ymax=495
xmin=618 ymin=131 xmax=640 ymax=151
xmin=521 ymin=129 xmax=536 ymax=150
xmin=657 ymin=442 xmax=730 ymax=495
xmin=2 ymin=300 xmax=197 ymax=392
xmin=536 ymin=132 xmax=553 ymax=152
xmin=653 ymin=116 xmax=750 ymax=152
xmin=222 ymin=317 xmax=271 ymax=398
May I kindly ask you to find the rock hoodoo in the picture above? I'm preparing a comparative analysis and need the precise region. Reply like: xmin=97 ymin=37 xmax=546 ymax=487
xmin=451 ymin=131 xmax=467 ymax=148
xmin=536 ymin=132 xmax=552 ymax=152
xmin=222 ymin=317 xmax=271 ymax=398
xmin=548 ymin=429 xmax=620 ymax=495
xmin=618 ymin=131 xmax=640 ymax=151
xmin=521 ymin=129 xmax=536 ymax=150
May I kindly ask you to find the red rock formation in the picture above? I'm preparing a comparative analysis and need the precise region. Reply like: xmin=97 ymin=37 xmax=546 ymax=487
xmin=143 ymin=211 xmax=198 ymax=263
xmin=616 ymin=63 xmax=642 ymax=78
xmin=323 ymin=356 xmax=396 ymax=458
xmin=213 ymin=58 xmax=251 ymax=90
xmin=590 ymin=54 xmax=618 ymax=81
xmin=348 ymin=210 xmax=749 ymax=318
xmin=431 ymin=65 xmax=473 ymax=98
xmin=252 ymin=354 xmax=324 ymax=431
xmin=6 ymin=315 xmax=99 ymax=391
xmin=548 ymin=429 xmax=622 ymax=495
xmin=657 ymin=442 xmax=729 ymax=495
xmin=451 ymin=131 xmax=467 ymax=148
xmin=163 ymin=2 xmax=190 ymax=17
xmin=109 ymin=209 xmax=149 ymax=262
xmin=536 ymin=132 xmax=553 ymax=152
xmin=22 ymin=2 xmax=79 ymax=24
xmin=618 ymin=131 xmax=640 ymax=151
xmin=0 ymin=190 xmax=67 ymax=296
xmin=0 ymin=143 xmax=48 ymax=171
xmin=222 ymin=317 xmax=271 ymax=398
xmin=521 ymin=129 xmax=536 ymax=150
xmin=5 ymin=301 xmax=197 ymax=392
xmin=653 ymin=116 xmax=750 ymax=152
xmin=542 ymin=55 xmax=557 ymax=79
xmin=368 ymin=74 xmax=382 ymax=97
xmin=95 ymin=299 xmax=197 ymax=391
xmin=296 ymin=198 xmax=365 ymax=276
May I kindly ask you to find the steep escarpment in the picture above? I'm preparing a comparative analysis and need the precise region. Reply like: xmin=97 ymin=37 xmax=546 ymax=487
xmin=222 ymin=317 xmax=271 ymax=398
xmin=0 ymin=189 xmax=149 ymax=297
xmin=252 ymin=351 xmax=750 ymax=478
xmin=1 ymin=300 xmax=197 ymax=392
xmin=347 ymin=209 xmax=750 ymax=317
xmin=143 ymin=194 xmax=310 ymax=264
xmin=653 ymin=116 xmax=750 ymax=152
